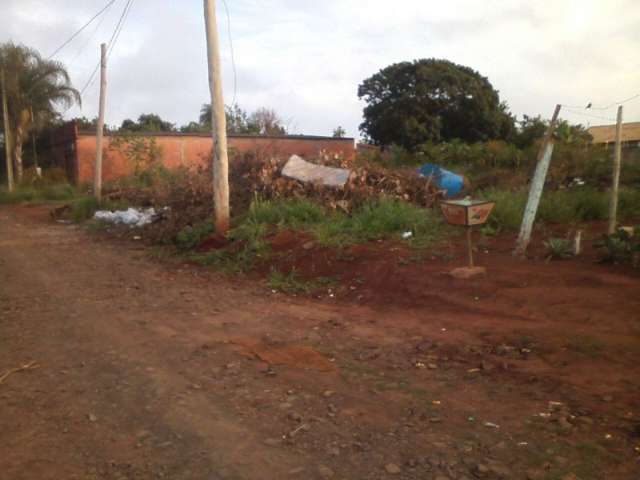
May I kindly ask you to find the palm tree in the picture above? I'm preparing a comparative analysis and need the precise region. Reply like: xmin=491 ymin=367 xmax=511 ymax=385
xmin=0 ymin=42 xmax=80 ymax=181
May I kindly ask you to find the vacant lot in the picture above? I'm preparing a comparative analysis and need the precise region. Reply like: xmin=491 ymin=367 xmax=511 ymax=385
xmin=1 ymin=204 xmax=639 ymax=480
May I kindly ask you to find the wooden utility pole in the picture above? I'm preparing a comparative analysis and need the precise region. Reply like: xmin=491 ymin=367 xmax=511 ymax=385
xmin=94 ymin=43 xmax=107 ymax=202
xmin=514 ymin=104 xmax=562 ymax=257
xmin=203 ymin=0 xmax=230 ymax=234
xmin=1 ymin=68 xmax=14 ymax=192
xmin=607 ymin=106 xmax=623 ymax=235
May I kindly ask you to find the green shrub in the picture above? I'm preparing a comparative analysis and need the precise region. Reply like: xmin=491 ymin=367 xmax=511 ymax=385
xmin=544 ymin=237 xmax=573 ymax=259
xmin=175 ymin=220 xmax=214 ymax=250
xmin=596 ymin=228 xmax=640 ymax=264
xmin=67 ymin=196 xmax=100 ymax=222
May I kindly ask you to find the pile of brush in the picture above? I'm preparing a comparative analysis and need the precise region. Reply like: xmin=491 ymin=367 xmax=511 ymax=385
xmin=230 ymin=153 xmax=443 ymax=213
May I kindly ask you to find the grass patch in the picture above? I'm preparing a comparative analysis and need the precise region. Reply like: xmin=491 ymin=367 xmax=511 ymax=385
xmin=0 ymin=183 xmax=79 ymax=204
xmin=481 ymin=186 xmax=640 ymax=232
xmin=181 ymin=197 xmax=448 ymax=273
xmin=314 ymin=198 xmax=447 ymax=248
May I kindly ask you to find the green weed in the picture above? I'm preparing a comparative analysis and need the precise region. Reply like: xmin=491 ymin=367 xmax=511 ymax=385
xmin=267 ymin=268 xmax=337 ymax=294
xmin=544 ymin=237 xmax=573 ymax=260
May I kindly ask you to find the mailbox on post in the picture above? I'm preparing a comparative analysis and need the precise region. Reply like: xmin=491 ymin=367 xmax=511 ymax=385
xmin=440 ymin=199 xmax=495 ymax=277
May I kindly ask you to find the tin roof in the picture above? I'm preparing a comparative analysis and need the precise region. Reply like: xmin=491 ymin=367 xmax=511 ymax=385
xmin=588 ymin=122 xmax=640 ymax=144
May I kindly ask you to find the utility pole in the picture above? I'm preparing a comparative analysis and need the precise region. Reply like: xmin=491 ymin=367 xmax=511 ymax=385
xmin=514 ymin=104 xmax=562 ymax=257
xmin=203 ymin=0 xmax=230 ymax=234
xmin=94 ymin=43 xmax=107 ymax=202
xmin=1 ymin=68 xmax=14 ymax=192
xmin=607 ymin=106 xmax=623 ymax=235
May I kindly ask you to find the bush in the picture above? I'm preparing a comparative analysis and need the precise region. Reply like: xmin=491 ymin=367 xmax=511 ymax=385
xmin=67 ymin=196 xmax=100 ymax=222
xmin=175 ymin=220 xmax=214 ymax=250
xmin=596 ymin=228 xmax=639 ymax=265
xmin=544 ymin=237 xmax=573 ymax=259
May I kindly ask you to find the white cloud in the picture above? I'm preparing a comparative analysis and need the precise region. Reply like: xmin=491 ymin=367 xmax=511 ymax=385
xmin=2 ymin=0 xmax=639 ymax=137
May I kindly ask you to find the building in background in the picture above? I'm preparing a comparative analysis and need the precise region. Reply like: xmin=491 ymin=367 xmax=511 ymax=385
xmin=588 ymin=122 xmax=640 ymax=162
xmin=44 ymin=121 xmax=356 ymax=184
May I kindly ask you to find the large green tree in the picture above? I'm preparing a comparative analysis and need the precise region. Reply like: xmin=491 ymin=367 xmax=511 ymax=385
xmin=0 ymin=42 xmax=80 ymax=181
xmin=358 ymin=59 xmax=514 ymax=150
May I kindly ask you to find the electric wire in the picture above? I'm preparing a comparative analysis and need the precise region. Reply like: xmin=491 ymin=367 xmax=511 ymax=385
xmin=561 ymin=108 xmax=617 ymax=123
xmin=78 ymin=0 xmax=134 ymax=97
xmin=561 ymin=93 xmax=640 ymax=111
xmin=47 ymin=0 xmax=118 ymax=59
xmin=68 ymin=8 xmax=109 ymax=66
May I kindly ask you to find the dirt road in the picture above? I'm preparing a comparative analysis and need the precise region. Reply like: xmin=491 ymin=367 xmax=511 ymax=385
xmin=1 ymin=205 xmax=639 ymax=480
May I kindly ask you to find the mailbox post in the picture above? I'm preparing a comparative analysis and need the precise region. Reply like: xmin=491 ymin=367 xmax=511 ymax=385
xmin=440 ymin=199 xmax=495 ymax=277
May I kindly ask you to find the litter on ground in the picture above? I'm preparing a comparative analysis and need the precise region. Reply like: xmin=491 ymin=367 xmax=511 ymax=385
xmin=281 ymin=154 xmax=351 ymax=188
xmin=94 ymin=207 xmax=160 ymax=227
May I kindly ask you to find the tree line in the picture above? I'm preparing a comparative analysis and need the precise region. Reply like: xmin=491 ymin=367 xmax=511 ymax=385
xmin=2 ymin=40 xmax=594 ymax=187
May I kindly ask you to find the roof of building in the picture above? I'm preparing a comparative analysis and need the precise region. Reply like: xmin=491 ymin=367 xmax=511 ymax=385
xmin=588 ymin=122 xmax=640 ymax=144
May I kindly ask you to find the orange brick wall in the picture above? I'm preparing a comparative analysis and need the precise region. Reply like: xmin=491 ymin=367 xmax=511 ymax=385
xmin=75 ymin=133 xmax=355 ymax=184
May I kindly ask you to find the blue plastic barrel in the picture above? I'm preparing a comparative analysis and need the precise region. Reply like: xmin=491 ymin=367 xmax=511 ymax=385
xmin=418 ymin=163 xmax=464 ymax=197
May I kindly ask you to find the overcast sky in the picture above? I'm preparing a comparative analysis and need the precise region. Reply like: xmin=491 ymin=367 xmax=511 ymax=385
xmin=2 ymin=0 xmax=639 ymax=138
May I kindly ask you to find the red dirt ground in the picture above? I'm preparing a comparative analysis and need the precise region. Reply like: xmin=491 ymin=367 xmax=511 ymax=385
xmin=1 ymin=204 xmax=639 ymax=480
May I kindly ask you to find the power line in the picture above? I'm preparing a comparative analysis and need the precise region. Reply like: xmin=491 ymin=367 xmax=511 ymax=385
xmin=107 ymin=0 xmax=135 ymax=58
xmin=48 ymin=0 xmax=118 ymax=59
xmin=561 ymin=108 xmax=617 ymax=123
xmin=79 ymin=0 xmax=134 ymax=97
xmin=221 ymin=0 xmax=238 ymax=107
xmin=69 ymin=8 xmax=110 ymax=66
xmin=561 ymin=93 xmax=640 ymax=111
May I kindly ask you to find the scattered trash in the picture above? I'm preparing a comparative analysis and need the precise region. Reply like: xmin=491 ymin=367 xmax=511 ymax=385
xmin=401 ymin=231 xmax=413 ymax=239
xmin=537 ymin=413 xmax=552 ymax=418
xmin=418 ymin=163 xmax=465 ymax=197
xmin=605 ymin=434 xmax=612 ymax=439
xmin=468 ymin=416 xmax=475 ymax=422
xmin=431 ymin=400 xmax=441 ymax=405
xmin=517 ymin=442 xmax=529 ymax=446
xmin=483 ymin=421 xmax=500 ymax=429
xmin=94 ymin=207 xmax=160 ymax=227
xmin=281 ymin=155 xmax=351 ymax=188
xmin=568 ymin=177 xmax=586 ymax=187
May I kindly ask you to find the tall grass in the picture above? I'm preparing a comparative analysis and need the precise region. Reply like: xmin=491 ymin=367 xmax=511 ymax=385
xmin=481 ymin=186 xmax=640 ymax=232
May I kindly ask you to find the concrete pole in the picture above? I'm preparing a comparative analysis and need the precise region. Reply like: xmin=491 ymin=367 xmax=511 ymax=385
xmin=514 ymin=104 xmax=561 ymax=257
xmin=94 ymin=43 xmax=107 ymax=202
xmin=1 ymin=68 xmax=14 ymax=191
xmin=607 ymin=106 xmax=623 ymax=235
xmin=203 ymin=0 xmax=230 ymax=234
